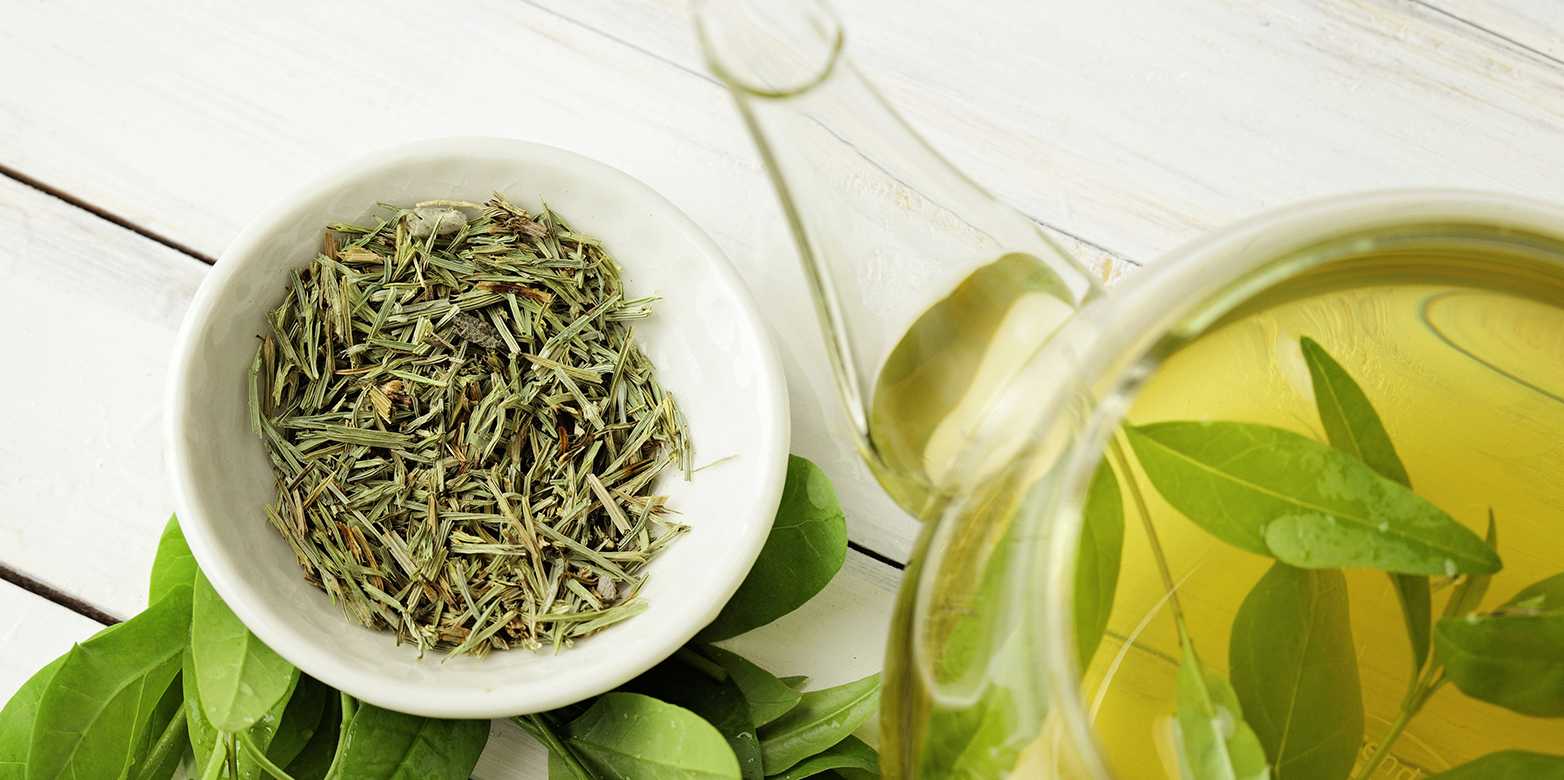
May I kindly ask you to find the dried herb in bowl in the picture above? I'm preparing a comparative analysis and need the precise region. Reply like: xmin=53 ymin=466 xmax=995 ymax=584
xmin=248 ymin=195 xmax=690 ymax=657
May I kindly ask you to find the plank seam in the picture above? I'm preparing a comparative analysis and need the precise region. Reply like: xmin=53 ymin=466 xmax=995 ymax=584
xmin=849 ymin=541 xmax=906 ymax=571
xmin=0 ymin=162 xmax=216 ymax=266
xmin=0 ymin=563 xmax=120 ymax=627
xmin=1411 ymin=0 xmax=1564 ymax=70
xmin=519 ymin=0 xmax=1142 ymax=269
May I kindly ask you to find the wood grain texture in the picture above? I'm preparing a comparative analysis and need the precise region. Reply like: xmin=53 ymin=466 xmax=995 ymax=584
xmin=1425 ymin=0 xmax=1564 ymax=63
xmin=0 ymin=581 xmax=104 ymax=704
xmin=0 ymin=0 xmax=932 ymax=561
xmin=0 ymin=174 xmax=203 ymax=617
xmin=3 ymin=0 xmax=1563 ymax=561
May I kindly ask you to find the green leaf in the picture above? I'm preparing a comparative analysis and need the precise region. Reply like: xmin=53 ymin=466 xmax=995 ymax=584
xmin=1299 ymin=337 xmax=1434 ymax=677
xmin=181 ymin=651 xmax=218 ymax=775
xmin=766 ymin=735 xmax=878 ymax=779
xmin=1431 ymin=750 xmax=1564 ymax=779
xmin=1299 ymin=336 xmax=1409 ymax=485
xmin=283 ymin=694 xmax=341 ymax=780
xmin=1229 ymin=564 xmax=1362 ymax=779
xmin=546 ymin=749 xmax=577 ymax=779
xmin=561 ymin=693 xmax=739 ymax=779
xmin=699 ymin=647 xmax=802 ymax=728
xmin=1173 ymin=642 xmax=1270 ymax=780
xmin=266 ymin=675 xmax=329 ymax=768
xmin=628 ymin=658 xmax=763 ymax=780
xmin=1389 ymin=575 xmax=1432 ymax=675
xmin=148 ymin=515 xmax=198 ymax=605
xmin=698 ymin=456 xmax=847 ymax=642
xmin=758 ymin=674 xmax=880 ymax=775
xmin=781 ymin=677 xmax=809 ymax=692
xmin=0 ymin=656 xmax=66 ymax=778
xmin=1436 ymin=571 xmax=1564 ymax=717
xmin=191 ymin=569 xmax=297 ymax=732
xmin=126 ymin=675 xmax=185 ymax=780
xmin=1443 ymin=513 xmax=1499 ymax=620
xmin=26 ymin=586 xmax=191 ymax=780
xmin=1501 ymin=571 xmax=1564 ymax=613
xmin=1074 ymin=459 xmax=1124 ymax=670
xmin=183 ymin=648 xmax=298 ymax=780
xmin=330 ymin=703 xmax=489 ymax=780
xmin=1125 ymin=422 xmax=1500 ymax=576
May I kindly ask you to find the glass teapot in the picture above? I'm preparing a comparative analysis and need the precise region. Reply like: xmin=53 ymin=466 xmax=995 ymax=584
xmin=695 ymin=1 xmax=1564 ymax=778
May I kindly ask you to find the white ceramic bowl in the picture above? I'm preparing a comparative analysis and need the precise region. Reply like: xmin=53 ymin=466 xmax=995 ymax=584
xmin=165 ymin=137 xmax=789 ymax=718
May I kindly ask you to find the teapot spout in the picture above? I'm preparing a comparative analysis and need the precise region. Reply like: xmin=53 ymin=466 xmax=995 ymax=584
xmin=696 ymin=0 xmax=1104 ymax=515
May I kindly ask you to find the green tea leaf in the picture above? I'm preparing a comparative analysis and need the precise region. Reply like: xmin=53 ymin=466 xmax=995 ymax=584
xmin=1299 ymin=336 xmax=1409 ymax=485
xmin=1125 ymin=422 xmax=1500 ymax=576
xmin=148 ymin=515 xmax=198 ymax=605
xmin=1229 ymin=564 xmax=1362 ymax=779
xmin=180 ymin=651 xmax=218 ymax=775
xmin=1502 ymin=571 xmax=1564 ymax=614
xmin=1443 ymin=513 xmax=1499 ymax=620
xmin=1432 ymin=750 xmax=1564 ymax=778
xmin=126 ymin=675 xmax=184 ymax=780
xmin=183 ymin=648 xmax=298 ymax=780
xmin=628 ymin=658 xmax=762 ymax=780
xmin=1074 ymin=460 xmax=1124 ymax=670
xmin=283 ymin=693 xmax=340 ymax=780
xmin=1173 ymin=642 xmax=1270 ymax=780
xmin=330 ymin=703 xmax=489 ymax=780
xmin=1436 ymin=571 xmax=1564 ymax=717
xmin=266 ymin=675 xmax=329 ymax=768
xmin=1299 ymin=337 xmax=1434 ymax=677
xmin=27 ymin=586 xmax=191 ymax=780
xmin=919 ymin=684 xmax=1025 ymax=779
xmin=699 ymin=647 xmax=802 ymax=728
xmin=767 ymin=735 xmax=879 ymax=779
xmin=562 ymin=693 xmax=739 ymax=779
xmin=191 ymin=569 xmax=297 ymax=732
xmin=758 ymin=674 xmax=880 ymax=775
xmin=0 ymin=656 xmax=66 ymax=778
xmin=698 ymin=456 xmax=847 ymax=642
xmin=1389 ymin=575 xmax=1432 ymax=674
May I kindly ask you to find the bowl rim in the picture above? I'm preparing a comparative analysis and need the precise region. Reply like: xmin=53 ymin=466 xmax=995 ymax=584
xmin=164 ymin=136 xmax=790 ymax=718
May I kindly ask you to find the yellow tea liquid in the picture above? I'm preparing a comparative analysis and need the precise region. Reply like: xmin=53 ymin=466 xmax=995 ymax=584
xmin=1088 ymin=250 xmax=1564 ymax=777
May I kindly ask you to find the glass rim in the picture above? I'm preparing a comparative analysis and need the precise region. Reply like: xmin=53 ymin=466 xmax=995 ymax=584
xmin=1040 ymin=189 xmax=1564 ymax=778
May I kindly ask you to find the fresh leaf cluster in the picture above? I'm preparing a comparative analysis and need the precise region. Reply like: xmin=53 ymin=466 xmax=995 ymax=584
xmin=520 ymin=456 xmax=883 ymax=779
xmin=1118 ymin=337 xmax=1564 ymax=779
xmin=0 ymin=516 xmax=490 ymax=779
xmin=1 ymin=455 xmax=875 ymax=779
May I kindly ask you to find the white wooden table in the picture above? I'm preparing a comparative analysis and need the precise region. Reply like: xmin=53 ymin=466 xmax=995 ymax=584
xmin=2 ymin=1 xmax=1561 ymax=775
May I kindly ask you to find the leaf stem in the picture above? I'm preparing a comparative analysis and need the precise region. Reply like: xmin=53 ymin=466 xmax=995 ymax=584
xmin=1108 ymin=432 xmax=1191 ymax=641
xmin=324 ymin=693 xmax=357 ymax=779
xmin=200 ymin=735 xmax=229 ymax=780
xmin=239 ymin=731 xmax=297 ymax=780
xmin=1354 ymin=667 xmax=1445 ymax=780
xmin=131 ymin=708 xmax=188 ymax=780
xmin=515 ymin=714 xmax=594 ymax=779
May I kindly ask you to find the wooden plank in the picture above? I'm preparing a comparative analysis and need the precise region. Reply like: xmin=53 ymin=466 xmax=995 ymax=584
xmin=4 ymin=0 xmax=1564 ymax=559
xmin=531 ymin=0 xmax=1564 ymax=264
xmin=0 ymin=174 xmax=204 ymax=617
xmin=0 ymin=0 xmax=938 ymax=561
xmin=0 ymin=581 xmax=104 ymax=704
xmin=1425 ymin=1 xmax=1564 ymax=64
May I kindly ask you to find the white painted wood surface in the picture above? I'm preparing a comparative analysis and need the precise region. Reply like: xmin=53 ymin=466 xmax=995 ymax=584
xmin=2 ymin=0 xmax=1563 ymax=774
xmin=0 ymin=583 xmax=103 ymax=703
